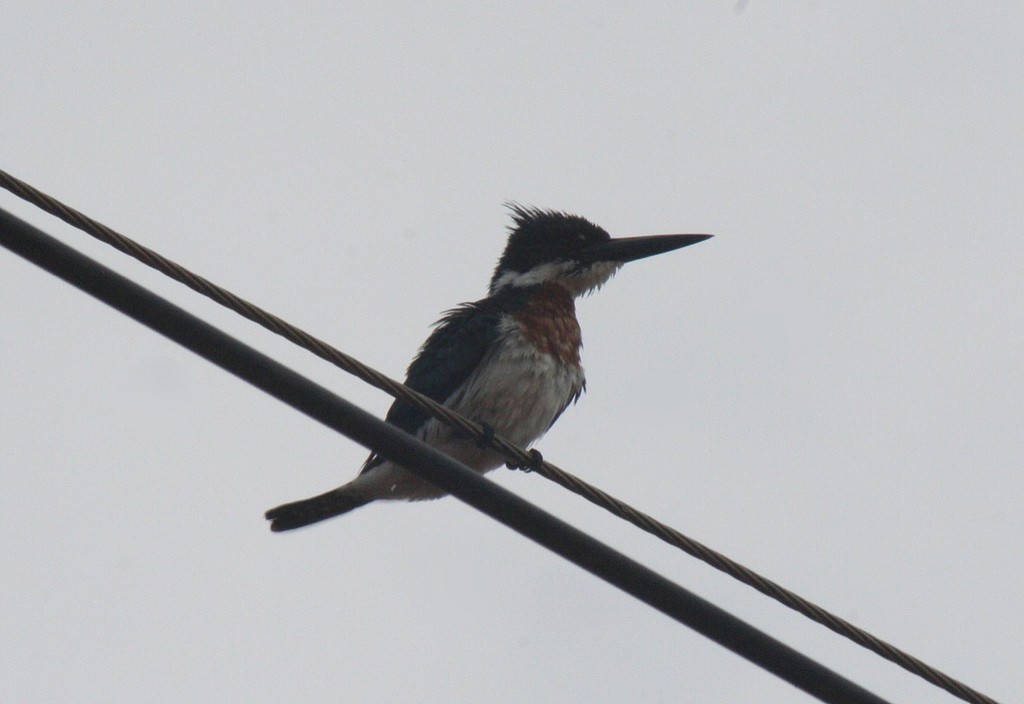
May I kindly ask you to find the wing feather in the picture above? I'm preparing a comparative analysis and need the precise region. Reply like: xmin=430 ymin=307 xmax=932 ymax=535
xmin=360 ymin=290 xmax=530 ymax=473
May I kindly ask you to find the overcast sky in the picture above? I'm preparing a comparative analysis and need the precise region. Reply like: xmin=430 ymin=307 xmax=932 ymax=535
xmin=2 ymin=3 xmax=1021 ymax=703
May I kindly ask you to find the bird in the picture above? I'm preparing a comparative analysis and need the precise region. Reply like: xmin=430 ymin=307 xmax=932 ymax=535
xmin=265 ymin=204 xmax=711 ymax=531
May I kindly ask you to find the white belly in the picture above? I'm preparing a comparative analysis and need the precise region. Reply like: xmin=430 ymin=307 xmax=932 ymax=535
xmin=437 ymin=326 xmax=584 ymax=448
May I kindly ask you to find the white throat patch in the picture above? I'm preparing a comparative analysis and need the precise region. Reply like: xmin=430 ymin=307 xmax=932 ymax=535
xmin=490 ymin=260 xmax=621 ymax=296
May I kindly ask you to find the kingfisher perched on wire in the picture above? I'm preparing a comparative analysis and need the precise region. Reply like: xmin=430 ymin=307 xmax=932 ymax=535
xmin=265 ymin=204 xmax=710 ymax=531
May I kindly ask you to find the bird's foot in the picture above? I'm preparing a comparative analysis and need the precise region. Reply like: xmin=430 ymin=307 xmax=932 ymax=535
xmin=476 ymin=421 xmax=496 ymax=449
xmin=506 ymin=448 xmax=544 ymax=473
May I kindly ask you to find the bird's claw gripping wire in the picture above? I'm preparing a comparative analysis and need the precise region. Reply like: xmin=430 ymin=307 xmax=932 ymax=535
xmin=506 ymin=448 xmax=544 ymax=473
xmin=476 ymin=421 xmax=496 ymax=449
xmin=476 ymin=422 xmax=541 ymax=472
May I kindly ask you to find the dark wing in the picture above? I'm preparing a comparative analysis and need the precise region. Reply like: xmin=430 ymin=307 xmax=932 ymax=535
xmin=360 ymin=297 xmax=507 ymax=473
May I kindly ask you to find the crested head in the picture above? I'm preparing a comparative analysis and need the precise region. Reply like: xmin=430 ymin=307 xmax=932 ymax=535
xmin=488 ymin=204 xmax=622 ymax=296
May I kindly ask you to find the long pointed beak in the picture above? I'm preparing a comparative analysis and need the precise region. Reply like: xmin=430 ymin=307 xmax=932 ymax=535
xmin=580 ymin=233 xmax=713 ymax=264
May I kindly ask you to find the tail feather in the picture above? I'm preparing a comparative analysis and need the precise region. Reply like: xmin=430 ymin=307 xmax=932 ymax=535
xmin=265 ymin=488 xmax=371 ymax=532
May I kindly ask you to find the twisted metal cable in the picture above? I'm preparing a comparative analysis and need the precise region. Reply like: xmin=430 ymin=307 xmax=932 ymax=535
xmin=0 ymin=168 xmax=1000 ymax=704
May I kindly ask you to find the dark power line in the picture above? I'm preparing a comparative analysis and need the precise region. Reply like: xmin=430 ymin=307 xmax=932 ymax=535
xmin=0 ymin=208 xmax=897 ymax=704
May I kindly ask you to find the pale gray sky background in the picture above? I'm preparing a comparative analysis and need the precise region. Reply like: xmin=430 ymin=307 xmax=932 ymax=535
xmin=1 ymin=3 xmax=1021 ymax=703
